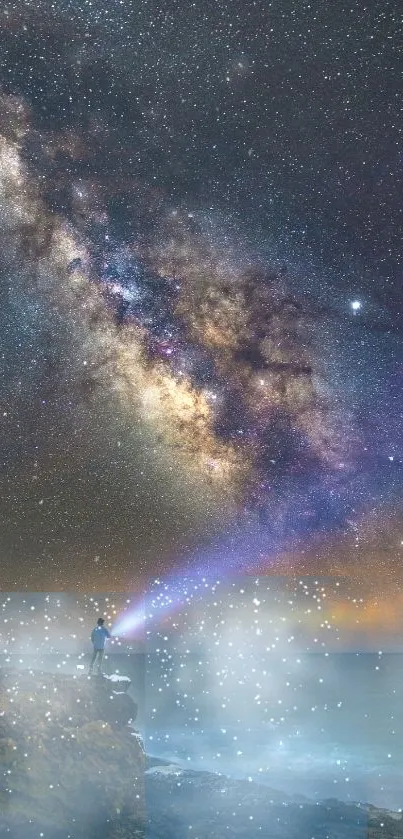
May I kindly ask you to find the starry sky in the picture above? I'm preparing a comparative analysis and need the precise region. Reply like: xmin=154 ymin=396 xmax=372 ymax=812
xmin=0 ymin=0 xmax=403 ymax=607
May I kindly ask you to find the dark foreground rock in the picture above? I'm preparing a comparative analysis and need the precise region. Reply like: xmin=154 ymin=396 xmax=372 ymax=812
xmin=144 ymin=763 xmax=403 ymax=839
xmin=0 ymin=668 xmax=145 ymax=838
xmin=0 ymin=668 xmax=402 ymax=838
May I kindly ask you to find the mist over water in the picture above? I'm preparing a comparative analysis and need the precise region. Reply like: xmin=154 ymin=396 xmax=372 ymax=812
xmin=1 ymin=587 xmax=402 ymax=813
xmin=143 ymin=650 xmax=403 ymax=811
xmin=3 ymin=649 xmax=400 ymax=811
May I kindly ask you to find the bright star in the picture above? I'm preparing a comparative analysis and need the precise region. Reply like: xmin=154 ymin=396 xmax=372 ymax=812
xmin=350 ymin=300 xmax=362 ymax=311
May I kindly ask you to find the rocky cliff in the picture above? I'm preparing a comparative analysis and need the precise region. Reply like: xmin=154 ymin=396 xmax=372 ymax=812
xmin=0 ymin=668 xmax=145 ymax=838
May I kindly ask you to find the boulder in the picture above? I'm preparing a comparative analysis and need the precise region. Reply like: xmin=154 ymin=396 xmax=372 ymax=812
xmin=0 ymin=668 xmax=145 ymax=838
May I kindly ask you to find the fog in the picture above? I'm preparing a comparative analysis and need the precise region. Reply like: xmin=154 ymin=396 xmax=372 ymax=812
xmin=1 ymin=587 xmax=402 ymax=812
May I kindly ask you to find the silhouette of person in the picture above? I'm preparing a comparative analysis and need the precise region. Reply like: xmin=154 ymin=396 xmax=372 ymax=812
xmin=89 ymin=617 xmax=111 ymax=675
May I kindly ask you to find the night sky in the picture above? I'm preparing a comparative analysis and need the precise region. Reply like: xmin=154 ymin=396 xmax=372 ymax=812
xmin=0 ymin=0 xmax=403 ymax=605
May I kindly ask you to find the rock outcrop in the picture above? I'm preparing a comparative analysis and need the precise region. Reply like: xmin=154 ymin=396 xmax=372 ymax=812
xmin=144 ymin=762 xmax=403 ymax=839
xmin=0 ymin=668 xmax=145 ymax=838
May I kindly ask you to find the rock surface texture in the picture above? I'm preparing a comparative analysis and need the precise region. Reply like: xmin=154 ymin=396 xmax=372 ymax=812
xmin=144 ymin=762 xmax=403 ymax=839
xmin=0 ymin=668 xmax=145 ymax=838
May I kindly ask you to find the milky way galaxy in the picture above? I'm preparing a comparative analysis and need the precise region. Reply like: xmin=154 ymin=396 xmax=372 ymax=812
xmin=0 ymin=1 xmax=402 ymax=599
xmin=0 ymin=99 xmax=357 ymax=583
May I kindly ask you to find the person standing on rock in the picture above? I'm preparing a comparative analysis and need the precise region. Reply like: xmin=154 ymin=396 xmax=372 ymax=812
xmin=89 ymin=617 xmax=111 ymax=675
